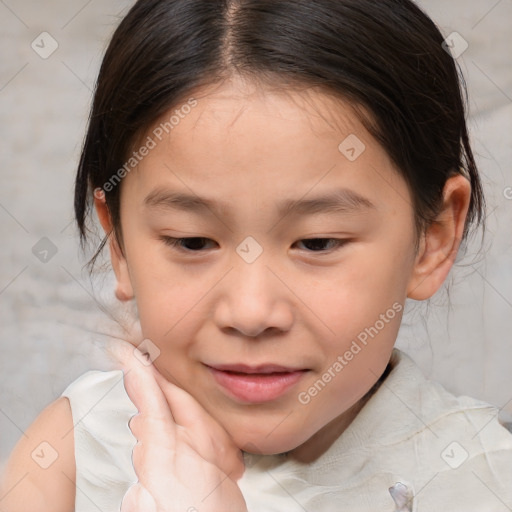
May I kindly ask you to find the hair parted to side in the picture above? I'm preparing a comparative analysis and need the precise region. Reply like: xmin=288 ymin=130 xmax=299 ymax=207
xmin=74 ymin=0 xmax=485 ymax=271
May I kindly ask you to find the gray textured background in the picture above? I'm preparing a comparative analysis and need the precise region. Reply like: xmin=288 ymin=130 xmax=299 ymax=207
xmin=1 ymin=0 xmax=511 ymax=468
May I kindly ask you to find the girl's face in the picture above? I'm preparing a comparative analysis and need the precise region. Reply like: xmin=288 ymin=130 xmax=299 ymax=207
xmin=109 ymin=77 xmax=421 ymax=457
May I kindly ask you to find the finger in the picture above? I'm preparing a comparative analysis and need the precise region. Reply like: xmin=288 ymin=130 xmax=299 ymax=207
xmin=111 ymin=341 xmax=177 ymax=428
xmin=122 ymin=351 xmax=181 ymax=484
xmin=122 ymin=348 xmax=175 ymax=423
xmin=124 ymin=367 xmax=179 ymax=462
xmin=115 ymin=342 xmax=244 ymax=480
xmin=112 ymin=340 xmax=213 ymax=433
xmin=130 ymin=440 xmax=166 ymax=487
xmin=152 ymin=369 xmax=209 ymax=427
xmin=153 ymin=370 xmax=245 ymax=480
xmin=121 ymin=483 xmax=158 ymax=512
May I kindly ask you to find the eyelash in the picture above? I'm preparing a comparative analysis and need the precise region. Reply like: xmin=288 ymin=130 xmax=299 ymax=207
xmin=160 ymin=236 xmax=350 ymax=254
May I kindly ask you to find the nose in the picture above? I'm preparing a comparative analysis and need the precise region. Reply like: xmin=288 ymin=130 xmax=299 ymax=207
xmin=214 ymin=260 xmax=294 ymax=338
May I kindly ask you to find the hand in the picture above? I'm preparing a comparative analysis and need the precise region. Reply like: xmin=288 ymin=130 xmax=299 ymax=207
xmin=116 ymin=344 xmax=248 ymax=512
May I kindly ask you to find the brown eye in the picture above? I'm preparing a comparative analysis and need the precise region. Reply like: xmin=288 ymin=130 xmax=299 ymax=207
xmin=160 ymin=237 xmax=217 ymax=252
xmin=294 ymin=238 xmax=349 ymax=252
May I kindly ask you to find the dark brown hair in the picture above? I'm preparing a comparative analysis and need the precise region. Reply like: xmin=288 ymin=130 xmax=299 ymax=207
xmin=75 ymin=0 xmax=485 ymax=269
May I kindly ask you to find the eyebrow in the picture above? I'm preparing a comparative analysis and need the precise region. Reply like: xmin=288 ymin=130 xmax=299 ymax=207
xmin=143 ymin=187 xmax=376 ymax=219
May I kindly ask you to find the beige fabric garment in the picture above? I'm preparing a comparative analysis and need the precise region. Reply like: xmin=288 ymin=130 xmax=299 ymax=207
xmin=61 ymin=349 xmax=512 ymax=511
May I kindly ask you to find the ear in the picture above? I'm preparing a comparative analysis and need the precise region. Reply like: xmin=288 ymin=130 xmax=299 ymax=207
xmin=406 ymin=174 xmax=471 ymax=300
xmin=93 ymin=188 xmax=134 ymax=302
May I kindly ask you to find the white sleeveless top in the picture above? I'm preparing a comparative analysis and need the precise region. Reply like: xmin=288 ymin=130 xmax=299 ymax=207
xmin=61 ymin=349 xmax=512 ymax=511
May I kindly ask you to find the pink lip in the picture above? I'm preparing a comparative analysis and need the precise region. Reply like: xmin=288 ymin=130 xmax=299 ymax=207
xmin=209 ymin=363 xmax=303 ymax=374
xmin=206 ymin=363 xmax=308 ymax=403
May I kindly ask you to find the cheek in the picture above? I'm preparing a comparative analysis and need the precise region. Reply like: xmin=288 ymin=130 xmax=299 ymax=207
xmin=301 ymin=247 xmax=407 ymax=404
xmin=134 ymin=276 xmax=205 ymax=346
xmin=298 ymin=308 xmax=402 ymax=430
xmin=123 ymin=249 xmax=202 ymax=344
xmin=311 ymin=248 xmax=408 ymax=333
xmin=318 ymin=285 xmax=402 ymax=378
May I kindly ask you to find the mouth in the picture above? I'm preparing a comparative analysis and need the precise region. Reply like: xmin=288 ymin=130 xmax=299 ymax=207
xmin=204 ymin=363 xmax=310 ymax=403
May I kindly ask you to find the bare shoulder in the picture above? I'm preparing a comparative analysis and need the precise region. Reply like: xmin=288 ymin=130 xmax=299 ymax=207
xmin=0 ymin=396 xmax=75 ymax=512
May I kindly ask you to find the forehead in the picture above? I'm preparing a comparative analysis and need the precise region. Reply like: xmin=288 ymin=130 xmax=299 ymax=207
xmin=142 ymin=76 xmax=366 ymax=154
xmin=122 ymin=77 xmax=410 ymax=219
xmin=189 ymin=78 xmax=362 ymax=138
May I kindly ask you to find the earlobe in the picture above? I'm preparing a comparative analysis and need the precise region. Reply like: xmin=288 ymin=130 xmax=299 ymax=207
xmin=406 ymin=175 xmax=470 ymax=301
xmin=110 ymin=238 xmax=135 ymax=302
xmin=93 ymin=188 xmax=135 ymax=302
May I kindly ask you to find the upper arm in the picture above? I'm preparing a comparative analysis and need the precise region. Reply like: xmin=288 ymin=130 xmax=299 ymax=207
xmin=0 ymin=396 xmax=76 ymax=512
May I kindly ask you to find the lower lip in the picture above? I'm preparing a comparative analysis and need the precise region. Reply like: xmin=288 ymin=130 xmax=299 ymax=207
xmin=208 ymin=367 xmax=307 ymax=403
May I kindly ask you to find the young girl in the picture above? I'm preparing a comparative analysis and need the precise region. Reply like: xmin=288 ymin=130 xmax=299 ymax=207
xmin=2 ymin=0 xmax=512 ymax=510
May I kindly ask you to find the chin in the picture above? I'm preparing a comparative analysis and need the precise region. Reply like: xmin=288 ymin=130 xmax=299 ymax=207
xmin=230 ymin=428 xmax=303 ymax=456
